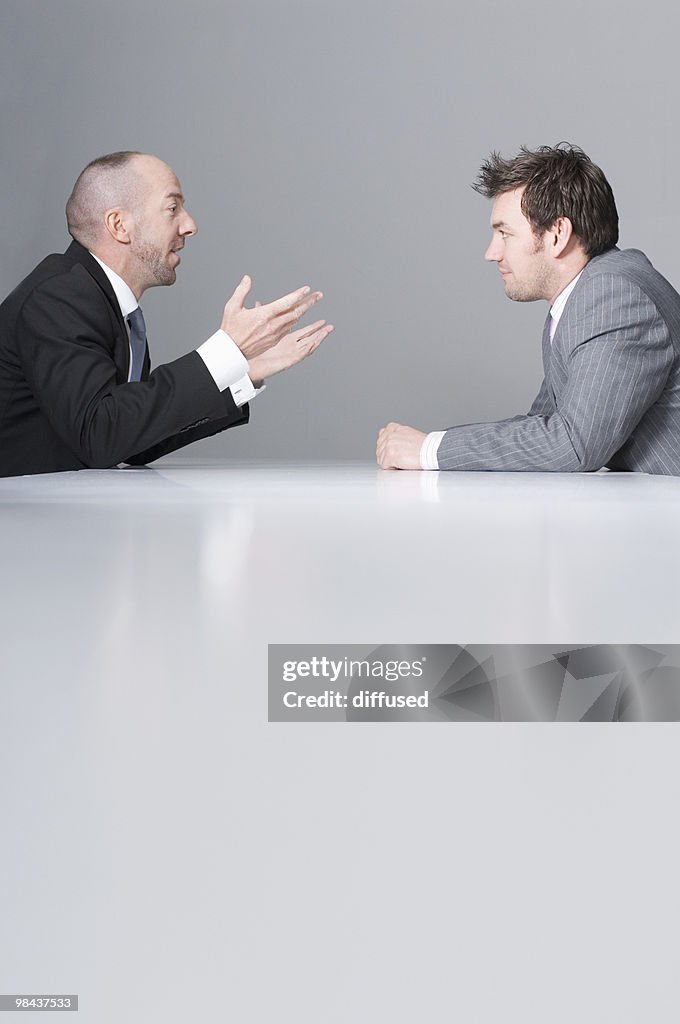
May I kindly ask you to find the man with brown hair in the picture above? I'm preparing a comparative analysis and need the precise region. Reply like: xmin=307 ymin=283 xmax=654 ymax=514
xmin=377 ymin=144 xmax=680 ymax=475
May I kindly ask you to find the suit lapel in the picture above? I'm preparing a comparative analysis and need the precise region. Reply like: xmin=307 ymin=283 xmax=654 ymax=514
xmin=65 ymin=240 xmax=132 ymax=380
xmin=546 ymin=257 xmax=607 ymax=397
xmin=541 ymin=312 xmax=551 ymax=368
xmin=541 ymin=312 xmax=555 ymax=400
xmin=65 ymin=241 xmax=127 ymax=331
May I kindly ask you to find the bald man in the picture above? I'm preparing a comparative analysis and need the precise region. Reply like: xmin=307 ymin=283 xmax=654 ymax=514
xmin=0 ymin=150 xmax=333 ymax=477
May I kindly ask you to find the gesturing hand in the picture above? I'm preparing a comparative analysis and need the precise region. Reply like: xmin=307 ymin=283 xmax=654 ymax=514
xmin=248 ymin=319 xmax=334 ymax=382
xmin=376 ymin=422 xmax=427 ymax=470
xmin=221 ymin=275 xmax=323 ymax=360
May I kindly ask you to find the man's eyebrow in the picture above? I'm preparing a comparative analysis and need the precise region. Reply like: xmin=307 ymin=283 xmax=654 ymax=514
xmin=491 ymin=220 xmax=510 ymax=230
xmin=165 ymin=191 xmax=184 ymax=201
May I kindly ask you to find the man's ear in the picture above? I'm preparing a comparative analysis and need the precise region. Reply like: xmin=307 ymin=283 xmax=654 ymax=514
xmin=549 ymin=216 xmax=574 ymax=257
xmin=103 ymin=208 xmax=133 ymax=244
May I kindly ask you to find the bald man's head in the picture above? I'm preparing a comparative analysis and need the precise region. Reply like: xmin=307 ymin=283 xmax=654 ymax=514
xmin=66 ymin=151 xmax=147 ymax=247
xmin=65 ymin=151 xmax=197 ymax=296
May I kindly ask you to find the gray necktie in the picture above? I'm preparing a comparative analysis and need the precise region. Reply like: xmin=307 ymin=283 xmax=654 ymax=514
xmin=127 ymin=307 xmax=147 ymax=382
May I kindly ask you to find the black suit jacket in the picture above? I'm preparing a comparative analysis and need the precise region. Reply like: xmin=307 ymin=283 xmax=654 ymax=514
xmin=0 ymin=240 xmax=249 ymax=477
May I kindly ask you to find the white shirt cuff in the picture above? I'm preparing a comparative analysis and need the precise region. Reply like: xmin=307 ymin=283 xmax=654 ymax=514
xmin=229 ymin=373 xmax=265 ymax=407
xmin=196 ymin=329 xmax=264 ymax=408
xmin=420 ymin=431 xmax=445 ymax=470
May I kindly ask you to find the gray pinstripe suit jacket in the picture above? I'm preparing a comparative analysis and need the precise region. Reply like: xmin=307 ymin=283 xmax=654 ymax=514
xmin=437 ymin=247 xmax=680 ymax=474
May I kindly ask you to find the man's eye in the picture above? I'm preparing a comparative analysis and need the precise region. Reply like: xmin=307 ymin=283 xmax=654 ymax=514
xmin=168 ymin=205 xmax=177 ymax=213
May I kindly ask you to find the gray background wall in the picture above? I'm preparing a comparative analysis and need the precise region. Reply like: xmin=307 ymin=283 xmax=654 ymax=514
xmin=3 ymin=0 xmax=679 ymax=461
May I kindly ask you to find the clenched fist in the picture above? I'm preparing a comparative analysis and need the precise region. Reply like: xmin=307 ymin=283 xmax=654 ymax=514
xmin=376 ymin=422 xmax=427 ymax=470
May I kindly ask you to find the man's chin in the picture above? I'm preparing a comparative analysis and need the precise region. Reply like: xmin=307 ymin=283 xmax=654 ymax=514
xmin=501 ymin=277 xmax=518 ymax=300
xmin=504 ymin=284 xmax=534 ymax=303
xmin=144 ymin=270 xmax=177 ymax=290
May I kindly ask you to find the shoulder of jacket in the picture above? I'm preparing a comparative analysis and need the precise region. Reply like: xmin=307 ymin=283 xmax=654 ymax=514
xmin=582 ymin=247 xmax=653 ymax=280
xmin=25 ymin=256 xmax=107 ymax=304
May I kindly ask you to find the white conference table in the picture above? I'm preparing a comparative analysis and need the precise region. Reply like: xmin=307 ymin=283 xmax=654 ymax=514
xmin=3 ymin=458 xmax=680 ymax=652
xmin=2 ymin=460 xmax=680 ymax=1024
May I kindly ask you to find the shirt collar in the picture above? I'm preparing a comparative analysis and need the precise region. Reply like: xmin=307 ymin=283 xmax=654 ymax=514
xmin=89 ymin=253 xmax=139 ymax=319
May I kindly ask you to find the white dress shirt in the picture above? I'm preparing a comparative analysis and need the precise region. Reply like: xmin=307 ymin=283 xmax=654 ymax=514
xmin=90 ymin=254 xmax=262 ymax=406
xmin=419 ymin=268 xmax=586 ymax=470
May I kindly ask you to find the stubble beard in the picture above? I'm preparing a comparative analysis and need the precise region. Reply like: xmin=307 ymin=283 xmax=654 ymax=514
xmin=504 ymin=274 xmax=549 ymax=302
xmin=504 ymin=236 xmax=553 ymax=302
xmin=134 ymin=238 xmax=176 ymax=288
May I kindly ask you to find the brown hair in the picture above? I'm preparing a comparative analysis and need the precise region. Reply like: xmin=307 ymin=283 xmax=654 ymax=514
xmin=472 ymin=144 xmax=619 ymax=257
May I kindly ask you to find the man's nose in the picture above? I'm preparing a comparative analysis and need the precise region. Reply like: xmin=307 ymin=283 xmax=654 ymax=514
xmin=485 ymin=238 xmax=501 ymax=262
xmin=181 ymin=211 xmax=198 ymax=237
